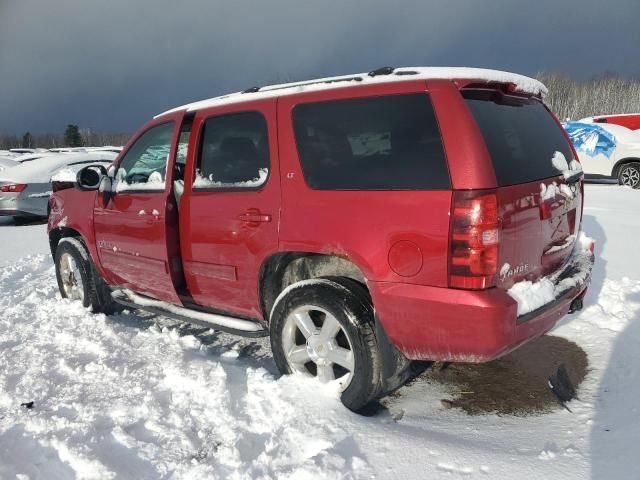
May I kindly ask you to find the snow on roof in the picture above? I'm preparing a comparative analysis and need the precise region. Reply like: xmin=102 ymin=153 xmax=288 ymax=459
xmin=0 ymin=151 xmax=117 ymax=184
xmin=155 ymin=67 xmax=547 ymax=118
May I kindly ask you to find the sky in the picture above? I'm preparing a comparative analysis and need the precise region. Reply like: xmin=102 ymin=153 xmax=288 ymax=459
xmin=1 ymin=0 xmax=639 ymax=135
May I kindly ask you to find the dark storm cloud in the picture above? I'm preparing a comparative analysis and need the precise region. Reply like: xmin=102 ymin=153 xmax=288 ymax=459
xmin=1 ymin=0 xmax=639 ymax=134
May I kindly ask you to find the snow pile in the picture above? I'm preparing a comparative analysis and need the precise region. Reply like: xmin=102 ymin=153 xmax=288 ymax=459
xmin=508 ymin=232 xmax=594 ymax=316
xmin=2 ymin=185 xmax=640 ymax=479
xmin=551 ymin=151 xmax=583 ymax=182
xmin=193 ymin=168 xmax=268 ymax=189
xmin=540 ymin=181 xmax=561 ymax=201
xmin=0 ymin=256 xmax=372 ymax=479
xmin=544 ymin=234 xmax=577 ymax=255
xmin=114 ymin=169 xmax=165 ymax=192
xmin=540 ymin=181 xmax=576 ymax=201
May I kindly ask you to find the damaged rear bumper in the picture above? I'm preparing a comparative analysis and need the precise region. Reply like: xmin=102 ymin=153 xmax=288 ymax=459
xmin=369 ymin=239 xmax=595 ymax=363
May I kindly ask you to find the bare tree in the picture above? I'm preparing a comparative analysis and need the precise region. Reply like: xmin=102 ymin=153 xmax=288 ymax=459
xmin=538 ymin=72 xmax=640 ymax=121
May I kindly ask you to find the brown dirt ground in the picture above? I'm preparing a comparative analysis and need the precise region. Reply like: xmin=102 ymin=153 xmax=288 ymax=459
xmin=416 ymin=335 xmax=589 ymax=416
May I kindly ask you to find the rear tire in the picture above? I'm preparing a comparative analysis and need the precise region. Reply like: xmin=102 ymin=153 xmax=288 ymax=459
xmin=618 ymin=162 xmax=640 ymax=188
xmin=54 ymin=238 xmax=121 ymax=314
xmin=269 ymin=277 xmax=381 ymax=412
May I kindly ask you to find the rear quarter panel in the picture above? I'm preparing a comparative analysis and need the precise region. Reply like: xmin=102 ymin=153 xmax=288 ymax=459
xmin=277 ymin=80 xmax=451 ymax=286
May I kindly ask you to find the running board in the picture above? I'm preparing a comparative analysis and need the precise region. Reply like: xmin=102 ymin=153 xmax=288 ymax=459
xmin=111 ymin=289 xmax=268 ymax=338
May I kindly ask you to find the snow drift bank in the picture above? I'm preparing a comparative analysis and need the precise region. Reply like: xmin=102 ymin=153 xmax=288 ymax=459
xmin=0 ymin=185 xmax=639 ymax=479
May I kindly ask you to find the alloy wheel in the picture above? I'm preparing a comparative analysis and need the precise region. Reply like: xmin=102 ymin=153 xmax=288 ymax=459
xmin=621 ymin=165 xmax=640 ymax=187
xmin=59 ymin=252 xmax=85 ymax=301
xmin=281 ymin=305 xmax=355 ymax=390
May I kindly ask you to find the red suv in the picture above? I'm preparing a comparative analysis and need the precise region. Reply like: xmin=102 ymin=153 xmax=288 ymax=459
xmin=48 ymin=67 xmax=594 ymax=411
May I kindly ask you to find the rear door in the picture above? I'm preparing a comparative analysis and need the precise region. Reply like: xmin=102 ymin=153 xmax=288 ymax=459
xmin=93 ymin=115 xmax=183 ymax=303
xmin=179 ymin=99 xmax=280 ymax=319
xmin=462 ymin=89 xmax=583 ymax=288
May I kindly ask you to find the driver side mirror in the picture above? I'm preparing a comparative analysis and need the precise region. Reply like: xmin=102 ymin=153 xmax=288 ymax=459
xmin=76 ymin=165 xmax=107 ymax=191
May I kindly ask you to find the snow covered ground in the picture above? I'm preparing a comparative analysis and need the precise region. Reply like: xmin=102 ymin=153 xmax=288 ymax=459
xmin=0 ymin=185 xmax=639 ymax=479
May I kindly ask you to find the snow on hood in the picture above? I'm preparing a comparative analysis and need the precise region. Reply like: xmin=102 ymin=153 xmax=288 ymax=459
xmin=50 ymin=168 xmax=77 ymax=182
xmin=156 ymin=67 xmax=547 ymax=117
xmin=0 ymin=152 xmax=117 ymax=184
xmin=12 ymin=152 xmax=55 ymax=163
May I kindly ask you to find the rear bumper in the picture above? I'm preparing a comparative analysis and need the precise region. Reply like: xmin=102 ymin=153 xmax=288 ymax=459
xmin=370 ymin=246 xmax=594 ymax=363
xmin=0 ymin=187 xmax=49 ymax=217
xmin=0 ymin=208 xmax=42 ymax=217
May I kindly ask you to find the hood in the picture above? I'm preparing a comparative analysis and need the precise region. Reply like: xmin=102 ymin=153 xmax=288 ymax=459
xmin=0 ymin=152 xmax=117 ymax=184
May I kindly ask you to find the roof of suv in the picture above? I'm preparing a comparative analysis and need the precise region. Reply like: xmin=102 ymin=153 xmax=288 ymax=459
xmin=156 ymin=67 xmax=547 ymax=118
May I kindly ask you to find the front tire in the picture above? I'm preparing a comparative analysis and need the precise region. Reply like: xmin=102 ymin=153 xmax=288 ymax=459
xmin=618 ymin=162 xmax=640 ymax=188
xmin=54 ymin=238 xmax=120 ymax=313
xmin=269 ymin=277 xmax=381 ymax=412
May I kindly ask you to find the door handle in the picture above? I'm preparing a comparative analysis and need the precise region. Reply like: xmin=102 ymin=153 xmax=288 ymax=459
xmin=238 ymin=211 xmax=271 ymax=223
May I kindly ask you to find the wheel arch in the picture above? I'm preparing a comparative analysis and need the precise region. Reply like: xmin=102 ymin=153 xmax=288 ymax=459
xmin=48 ymin=226 xmax=84 ymax=258
xmin=612 ymin=158 xmax=640 ymax=178
xmin=258 ymin=252 xmax=368 ymax=322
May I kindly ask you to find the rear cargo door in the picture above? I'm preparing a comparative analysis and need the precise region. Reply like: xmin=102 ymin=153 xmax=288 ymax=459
xmin=463 ymin=89 xmax=583 ymax=289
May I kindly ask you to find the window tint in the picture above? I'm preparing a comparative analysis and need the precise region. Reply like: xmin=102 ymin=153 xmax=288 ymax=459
xmin=194 ymin=112 xmax=269 ymax=189
xmin=115 ymin=122 xmax=174 ymax=192
xmin=292 ymin=94 xmax=449 ymax=190
xmin=463 ymin=90 xmax=573 ymax=186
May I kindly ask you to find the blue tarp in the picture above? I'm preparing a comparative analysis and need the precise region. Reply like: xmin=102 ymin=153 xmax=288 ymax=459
xmin=564 ymin=122 xmax=617 ymax=158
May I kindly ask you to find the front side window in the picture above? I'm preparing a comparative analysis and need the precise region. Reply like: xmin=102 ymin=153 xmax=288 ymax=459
xmin=114 ymin=122 xmax=175 ymax=193
xmin=292 ymin=94 xmax=450 ymax=190
xmin=194 ymin=112 xmax=269 ymax=189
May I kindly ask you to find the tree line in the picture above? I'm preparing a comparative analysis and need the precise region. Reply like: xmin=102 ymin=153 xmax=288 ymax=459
xmin=536 ymin=72 xmax=640 ymax=121
xmin=1 ymin=73 xmax=639 ymax=150
xmin=0 ymin=125 xmax=131 ymax=150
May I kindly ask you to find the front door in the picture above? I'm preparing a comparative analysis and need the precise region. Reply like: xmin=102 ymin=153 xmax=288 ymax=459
xmin=94 ymin=116 xmax=183 ymax=304
xmin=180 ymin=99 xmax=280 ymax=319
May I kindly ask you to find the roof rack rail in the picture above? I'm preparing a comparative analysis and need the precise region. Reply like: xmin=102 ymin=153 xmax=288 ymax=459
xmin=258 ymin=76 xmax=363 ymax=93
xmin=395 ymin=70 xmax=418 ymax=76
xmin=368 ymin=66 xmax=395 ymax=77
xmin=242 ymin=86 xmax=261 ymax=94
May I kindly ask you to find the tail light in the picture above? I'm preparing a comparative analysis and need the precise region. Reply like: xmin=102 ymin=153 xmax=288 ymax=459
xmin=0 ymin=184 xmax=27 ymax=193
xmin=449 ymin=190 xmax=500 ymax=289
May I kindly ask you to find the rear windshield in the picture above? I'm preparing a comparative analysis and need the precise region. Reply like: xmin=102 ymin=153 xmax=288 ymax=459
xmin=463 ymin=90 xmax=573 ymax=186
xmin=292 ymin=93 xmax=450 ymax=190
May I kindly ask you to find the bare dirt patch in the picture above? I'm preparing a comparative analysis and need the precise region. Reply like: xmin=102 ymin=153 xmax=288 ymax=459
xmin=420 ymin=335 xmax=588 ymax=415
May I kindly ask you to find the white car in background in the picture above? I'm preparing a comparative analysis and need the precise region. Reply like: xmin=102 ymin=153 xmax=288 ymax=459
xmin=0 ymin=151 xmax=118 ymax=221
xmin=565 ymin=119 xmax=640 ymax=188
xmin=0 ymin=158 xmax=19 ymax=172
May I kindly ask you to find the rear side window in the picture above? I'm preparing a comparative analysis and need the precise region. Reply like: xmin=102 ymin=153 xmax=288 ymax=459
xmin=292 ymin=94 xmax=450 ymax=190
xmin=463 ymin=90 xmax=573 ymax=186
xmin=194 ymin=112 xmax=269 ymax=189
